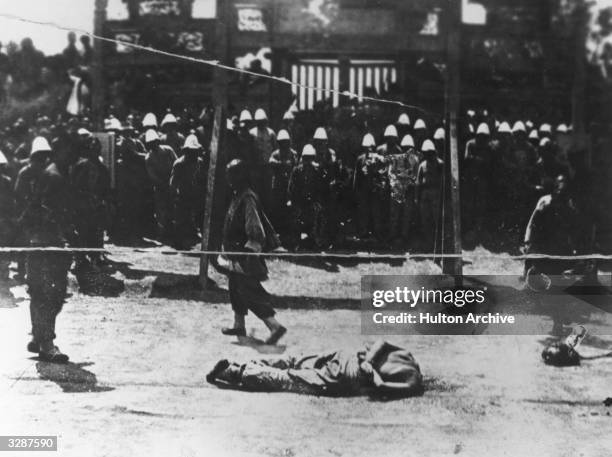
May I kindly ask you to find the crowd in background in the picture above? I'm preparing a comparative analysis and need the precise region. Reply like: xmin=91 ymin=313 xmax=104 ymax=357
xmin=0 ymin=99 xmax=603 ymax=281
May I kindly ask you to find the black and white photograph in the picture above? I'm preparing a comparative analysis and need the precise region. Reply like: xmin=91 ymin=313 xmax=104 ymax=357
xmin=1 ymin=0 xmax=612 ymax=456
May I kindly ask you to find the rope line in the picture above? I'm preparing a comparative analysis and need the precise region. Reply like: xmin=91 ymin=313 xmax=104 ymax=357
xmin=0 ymin=246 xmax=610 ymax=262
xmin=0 ymin=12 xmax=433 ymax=116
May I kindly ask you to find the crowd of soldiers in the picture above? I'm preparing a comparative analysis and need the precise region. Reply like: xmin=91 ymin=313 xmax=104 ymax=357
xmin=0 ymin=105 xmax=591 ymax=258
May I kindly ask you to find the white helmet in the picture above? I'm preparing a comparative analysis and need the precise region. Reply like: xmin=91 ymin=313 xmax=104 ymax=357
xmin=362 ymin=133 xmax=376 ymax=148
xmin=434 ymin=128 xmax=445 ymax=140
xmin=476 ymin=123 xmax=490 ymax=135
xmin=539 ymin=137 xmax=551 ymax=148
xmin=301 ymin=144 xmax=316 ymax=157
xmin=556 ymin=123 xmax=568 ymax=134
xmin=106 ymin=118 xmax=123 ymax=131
xmin=528 ymin=129 xmax=539 ymax=140
xmin=277 ymin=129 xmax=290 ymax=142
xmin=77 ymin=128 xmax=92 ymax=137
xmin=512 ymin=121 xmax=526 ymax=133
xmin=525 ymin=120 xmax=534 ymax=130
xmin=414 ymin=119 xmax=427 ymax=130
xmin=182 ymin=134 xmax=202 ymax=150
xmin=0 ymin=151 xmax=8 ymax=165
xmin=401 ymin=134 xmax=415 ymax=148
xmin=421 ymin=139 xmax=436 ymax=153
xmin=282 ymin=110 xmax=295 ymax=121
xmin=254 ymin=108 xmax=268 ymax=121
xmin=467 ymin=109 xmax=476 ymax=117
xmin=145 ymin=129 xmax=160 ymax=143
xmin=239 ymin=110 xmax=252 ymax=122
xmin=383 ymin=125 xmax=398 ymax=138
xmin=397 ymin=113 xmax=410 ymax=125
xmin=142 ymin=113 xmax=158 ymax=128
xmin=161 ymin=113 xmax=178 ymax=126
xmin=31 ymin=136 xmax=52 ymax=155
xmin=497 ymin=122 xmax=511 ymax=134
xmin=539 ymin=123 xmax=552 ymax=134
xmin=313 ymin=127 xmax=328 ymax=140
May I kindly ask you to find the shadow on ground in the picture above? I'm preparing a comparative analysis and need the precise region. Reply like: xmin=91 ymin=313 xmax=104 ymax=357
xmin=35 ymin=361 xmax=114 ymax=393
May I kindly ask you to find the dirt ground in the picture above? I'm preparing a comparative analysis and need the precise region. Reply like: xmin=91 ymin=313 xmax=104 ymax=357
xmin=1 ymin=247 xmax=612 ymax=457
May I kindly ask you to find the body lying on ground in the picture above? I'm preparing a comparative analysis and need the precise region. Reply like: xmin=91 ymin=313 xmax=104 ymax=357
xmin=206 ymin=340 xmax=423 ymax=398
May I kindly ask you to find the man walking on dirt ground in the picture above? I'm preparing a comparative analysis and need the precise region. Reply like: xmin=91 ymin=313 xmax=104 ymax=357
xmin=217 ymin=159 xmax=286 ymax=345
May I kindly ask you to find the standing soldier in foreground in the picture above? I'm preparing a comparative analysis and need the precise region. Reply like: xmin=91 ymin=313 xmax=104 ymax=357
xmin=217 ymin=159 xmax=286 ymax=345
xmin=15 ymin=137 xmax=74 ymax=363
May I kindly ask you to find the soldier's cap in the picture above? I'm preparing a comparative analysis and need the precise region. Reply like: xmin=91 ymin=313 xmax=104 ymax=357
xmin=161 ymin=113 xmax=178 ymax=126
xmin=421 ymin=139 xmax=436 ymax=153
xmin=362 ymin=133 xmax=376 ymax=148
xmin=397 ymin=113 xmax=410 ymax=125
xmin=142 ymin=112 xmax=158 ymax=128
xmin=556 ymin=123 xmax=568 ymax=133
xmin=539 ymin=123 xmax=552 ymax=133
xmin=497 ymin=121 xmax=512 ymax=133
xmin=31 ymin=136 xmax=52 ymax=155
xmin=529 ymin=129 xmax=539 ymax=140
xmin=313 ymin=127 xmax=328 ymax=140
xmin=414 ymin=119 xmax=427 ymax=130
xmin=401 ymin=134 xmax=415 ymax=148
xmin=539 ymin=137 xmax=551 ymax=148
xmin=282 ymin=110 xmax=295 ymax=121
xmin=383 ymin=125 xmax=398 ymax=138
xmin=512 ymin=121 xmax=526 ymax=133
xmin=277 ymin=129 xmax=290 ymax=142
xmin=254 ymin=108 xmax=268 ymax=121
xmin=434 ymin=127 xmax=445 ymax=140
xmin=106 ymin=118 xmax=123 ymax=132
xmin=77 ymin=128 xmax=92 ymax=137
xmin=239 ymin=110 xmax=253 ymax=122
xmin=145 ymin=129 xmax=160 ymax=143
xmin=0 ymin=150 xmax=7 ymax=165
xmin=301 ymin=144 xmax=316 ymax=157
xmin=182 ymin=134 xmax=202 ymax=150
xmin=476 ymin=123 xmax=490 ymax=135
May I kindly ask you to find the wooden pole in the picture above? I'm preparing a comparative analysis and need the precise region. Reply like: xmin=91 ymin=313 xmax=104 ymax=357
xmin=444 ymin=0 xmax=463 ymax=284
xmin=198 ymin=0 xmax=230 ymax=288
xmin=92 ymin=0 xmax=108 ymax=131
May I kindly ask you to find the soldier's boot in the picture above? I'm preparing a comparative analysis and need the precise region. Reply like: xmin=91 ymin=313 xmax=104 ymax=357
xmin=38 ymin=341 xmax=69 ymax=364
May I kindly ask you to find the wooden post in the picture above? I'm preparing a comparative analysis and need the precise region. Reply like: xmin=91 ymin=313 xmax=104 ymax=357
xmin=199 ymin=0 xmax=230 ymax=288
xmin=92 ymin=0 xmax=108 ymax=131
xmin=444 ymin=0 xmax=463 ymax=284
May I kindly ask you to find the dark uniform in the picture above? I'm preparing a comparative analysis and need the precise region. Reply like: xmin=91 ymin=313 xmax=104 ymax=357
xmin=269 ymin=148 xmax=297 ymax=248
xmin=145 ymin=144 xmax=177 ymax=241
xmin=71 ymin=152 xmax=111 ymax=257
xmin=169 ymin=153 xmax=207 ymax=249
xmin=353 ymin=150 xmax=388 ymax=240
xmin=15 ymin=160 xmax=73 ymax=358
xmin=0 ymin=158 xmax=14 ymax=284
xmin=113 ymin=139 xmax=154 ymax=243
xmin=288 ymin=153 xmax=328 ymax=249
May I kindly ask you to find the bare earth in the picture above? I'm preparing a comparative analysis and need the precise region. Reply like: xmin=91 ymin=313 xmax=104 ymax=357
xmin=1 ymin=247 xmax=611 ymax=457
